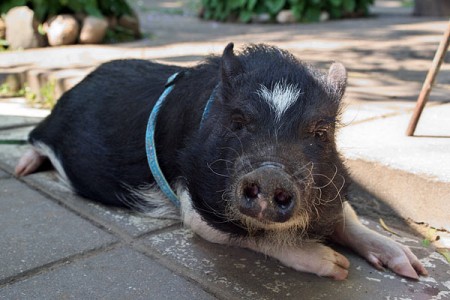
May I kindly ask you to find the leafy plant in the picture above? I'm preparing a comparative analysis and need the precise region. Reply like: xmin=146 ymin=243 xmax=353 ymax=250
xmin=104 ymin=25 xmax=135 ymax=43
xmin=38 ymin=79 xmax=57 ymax=108
xmin=6 ymin=80 xmax=57 ymax=109
xmin=0 ymin=0 xmax=133 ymax=22
xmin=201 ymin=0 xmax=374 ymax=23
xmin=0 ymin=38 xmax=8 ymax=51
xmin=0 ymin=82 xmax=11 ymax=96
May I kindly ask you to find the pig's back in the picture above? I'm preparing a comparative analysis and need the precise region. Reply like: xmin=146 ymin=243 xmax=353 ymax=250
xmin=29 ymin=59 xmax=184 ymax=207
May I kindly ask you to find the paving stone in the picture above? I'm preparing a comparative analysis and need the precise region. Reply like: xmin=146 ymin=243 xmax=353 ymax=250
xmin=0 ymin=246 xmax=215 ymax=299
xmin=143 ymin=220 xmax=449 ymax=300
xmin=0 ymin=126 xmax=34 ymax=141
xmin=338 ymin=103 xmax=450 ymax=230
xmin=0 ymin=1 xmax=447 ymax=298
xmin=0 ymin=98 xmax=50 ymax=119
xmin=85 ymin=200 xmax=180 ymax=236
xmin=0 ymin=178 xmax=116 ymax=282
xmin=23 ymin=170 xmax=179 ymax=237
xmin=342 ymin=99 xmax=416 ymax=125
xmin=0 ymin=169 xmax=9 ymax=179
xmin=0 ymin=114 xmax=42 ymax=130
xmin=0 ymin=144 xmax=25 ymax=169
xmin=0 ymin=144 xmax=179 ymax=237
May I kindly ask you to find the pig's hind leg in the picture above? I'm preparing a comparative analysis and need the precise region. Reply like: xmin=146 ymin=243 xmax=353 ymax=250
xmin=332 ymin=202 xmax=427 ymax=279
xmin=15 ymin=142 xmax=69 ymax=185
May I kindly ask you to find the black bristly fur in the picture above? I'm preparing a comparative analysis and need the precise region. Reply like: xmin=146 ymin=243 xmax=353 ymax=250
xmin=179 ymin=44 xmax=349 ymax=236
xmin=29 ymin=43 xmax=350 ymax=238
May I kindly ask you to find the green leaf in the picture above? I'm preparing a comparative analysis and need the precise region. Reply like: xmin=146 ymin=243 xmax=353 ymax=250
xmin=265 ymin=0 xmax=286 ymax=14
xmin=247 ymin=0 xmax=258 ymax=10
xmin=239 ymin=9 xmax=253 ymax=22
xmin=291 ymin=2 xmax=306 ymax=20
xmin=253 ymin=1 xmax=268 ymax=14
xmin=30 ymin=0 xmax=49 ymax=21
xmin=422 ymin=239 xmax=431 ymax=247
xmin=48 ymin=0 xmax=63 ymax=16
xmin=303 ymin=5 xmax=321 ymax=22
xmin=437 ymin=248 xmax=450 ymax=263
xmin=228 ymin=0 xmax=245 ymax=10
xmin=328 ymin=6 xmax=342 ymax=18
xmin=37 ymin=24 xmax=46 ymax=35
xmin=308 ymin=0 xmax=322 ymax=5
xmin=328 ymin=0 xmax=342 ymax=7
xmin=66 ymin=0 xmax=83 ymax=13
xmin=343 ymin=0 xmax=356 ymax=12
xmin=85 ymin=6 xmax=103 ymax=17
xmin=84 ymin=0 xmax=103 ymax=17
xmin=0 ymin=0 xmax=26 ymax=14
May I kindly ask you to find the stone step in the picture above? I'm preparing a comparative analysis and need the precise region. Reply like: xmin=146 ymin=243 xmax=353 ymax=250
xmin=338 ymin=102 xmax=450 ymax=232
xmin=1 ymin=65 xmax=93 ymax=103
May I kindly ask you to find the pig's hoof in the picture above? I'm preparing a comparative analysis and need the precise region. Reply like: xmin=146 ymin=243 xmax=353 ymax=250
xmin=15 ymin=148 xmax=46 ymax=176
xmin=362 ymin=237 xmax=428 ymax=280
xmin=277 ymin=244 xmax=350 ymax=280
xmin=314 ymin=247 xmax=350 ymax=280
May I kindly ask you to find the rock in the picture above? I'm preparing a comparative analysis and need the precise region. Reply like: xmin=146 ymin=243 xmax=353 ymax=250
xmin=79 ymin=16 xmax=108 ymax=44
xmin=276 ymin=10 xmax=296 ymax=24
xmin=320 ymin=12 xmax=330 ymax=22
xmin=251 ymin=13 xmax=271 ymax=23
xmin=4 ymin=6 xmax=46 ymax=49
xmin=118 ymin=15 xmax=141 ymax=38
xmin=46 ymin=15 xmax=80 ymax=46
xmin=0 ymin=17 xmax=5 ymax=39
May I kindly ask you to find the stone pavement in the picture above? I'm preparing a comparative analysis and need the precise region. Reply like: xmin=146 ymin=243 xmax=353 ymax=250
xmin=1 ymin=0 xmax=449 ymax=299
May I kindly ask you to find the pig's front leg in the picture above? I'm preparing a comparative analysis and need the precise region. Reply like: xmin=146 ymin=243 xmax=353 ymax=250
xmin=190 ymin=216 xmax=351 ymax=280
xmin=179 ymin=188 xmax=350 ymax=280
xmin=332 ymin=201 xmax=428 ymax=279
xmin=241 ymin=240 xmax=350 ymax=280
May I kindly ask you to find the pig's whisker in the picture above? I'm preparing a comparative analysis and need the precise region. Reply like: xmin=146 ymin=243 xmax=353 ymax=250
xmin=292 ymin=161 xmax=314 ymax=179
xmin=218 ymin=146 xmax=242 ymax=158
xmin=310 ymin=165 xmax=345 ymax=209
xmin=311 ymin=165 xmax=338 ymax=190
xmin=207 ymin=159 xmax=232 ymax=178
xmin=194 ymin=198 xmax=235 ymax=222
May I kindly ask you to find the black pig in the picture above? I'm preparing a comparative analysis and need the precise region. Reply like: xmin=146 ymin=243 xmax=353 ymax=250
xmin=16 ymin=43 xmax=427 ymax=280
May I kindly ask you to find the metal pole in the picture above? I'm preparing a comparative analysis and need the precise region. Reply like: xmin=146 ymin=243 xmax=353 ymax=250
xmin=406 ymin=20 xmax=450 ymax=136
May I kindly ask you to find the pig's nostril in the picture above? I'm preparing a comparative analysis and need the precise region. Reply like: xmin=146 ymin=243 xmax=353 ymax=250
xmin=244 ymin=183 xmax=259 ymax=200
xmin=273 ymin=188 xmax=293 ymax=209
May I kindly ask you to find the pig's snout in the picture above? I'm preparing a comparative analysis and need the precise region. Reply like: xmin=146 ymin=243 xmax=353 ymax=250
xmin=236 ymin=164 xmax=298 ymax=223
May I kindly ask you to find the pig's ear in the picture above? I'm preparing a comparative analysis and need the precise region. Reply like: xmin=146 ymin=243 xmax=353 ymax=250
xmin=221 ymin=43 xmax=243 ymax=84
xmin=327 ymin=62 xmax=347 ymax=99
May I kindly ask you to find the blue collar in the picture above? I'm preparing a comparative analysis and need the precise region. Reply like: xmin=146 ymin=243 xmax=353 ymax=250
xmin=145 ymin=72 xmax=217 ymax=207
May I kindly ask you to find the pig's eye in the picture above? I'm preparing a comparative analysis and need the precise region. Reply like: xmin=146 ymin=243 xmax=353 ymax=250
xmin=231 ymin=113 xmax=248 ymax=131
xmin=314 ymin=129 xmax=328 ymax=141
xmin=312 ymin=121 xmax=330 ymax=141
